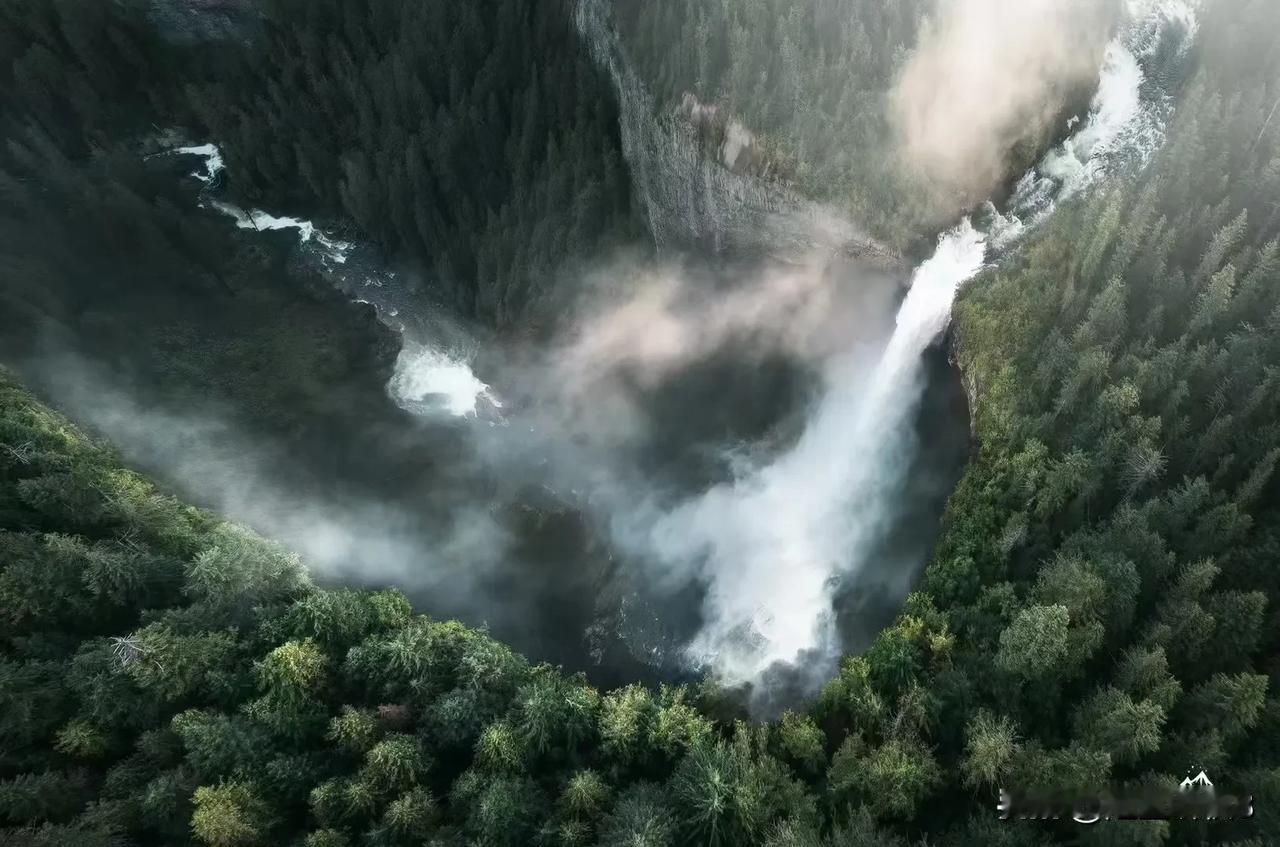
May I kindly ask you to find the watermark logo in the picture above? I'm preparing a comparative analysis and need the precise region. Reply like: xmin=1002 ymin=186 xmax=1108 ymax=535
xmin=1179 ymin=768 xmax=1214 ymax=795
xmin=998 ymin=767 xmax=1253 ymax=823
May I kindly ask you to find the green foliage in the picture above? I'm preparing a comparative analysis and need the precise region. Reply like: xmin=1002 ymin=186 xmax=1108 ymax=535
xmin=247 ymin=639 xmax=329 ymax=738
xmin=828 ymin=735 xmax=940 ymax=820
xmin=462 ymin=775 xmax=545 ymax=847
xmin=308 ymin=780 xmax=353 ymax=830
xmin=961 ymin=710 xmax=1019 ymax=788
xmin=362 ymin=733 xmax=430 ymax=793
xmin=172 ymin=710 xmax=272 ymax=782
xmin=995 ymin=604 xmax=1072 ymax=679
xmin=1182 ymin=673 xmax=1269 ymax=741
xmin=597 ymin=783 xmax=674 ymax=847
xmin=1113 ymin=645 xmax=1182 ymax=713
xmin=559 ymin=768 xmax=610 ymax=818
xmin=186 ymin=0 xmax=642 ymax=329
xmin=814 ymin=657 xmax=886 ymax=735
xmin=373 ymin=787 xmax=438 ymax=844
xmin=274 ymin=589 xmax=411 ymax=653
xmin=516 ymin=672 xmax=599 ymax=757
xmin=184 ymin=526 xmax=309 ymax=609
xmin=1007 ymin=743 xmax=1111 ymax=799
xmin=668 ymin=734 xmax=815 ymax=844
xmin=302 ymin=831 xmax=349 ymax=847
xmin=53 ymin=720 xmax=109 ymax=760
xmin=599 ymin=684 xmax=655 ymax=766
xmin=773 ymin=711 xmax=825 ymax=772
xmin=0 ymin=770 xmax=88 ymax=825
xmin=190 ymin=781 xmax=270 ymax=847
xmin=475 ymin=721 xmax=527 ymax=774
xmin=327 ymin=708 xmax=382 ymax=755
xmin=668 ymin=742 xmax=743 ymax=845
xmin=124 ymin=625 xmax=241 ymax=703
xmin=139 ymin=770 xmax=194 ymax=835
xmin=1071 ymin=687 xmax=1165 ymax=766
xmin=935 ymin=6 xmax=1280 ymax=836
xmin=258 ymin=639 xmax=327 ymax=695
xmin=650 ymin=685 xmax=716 ymax=759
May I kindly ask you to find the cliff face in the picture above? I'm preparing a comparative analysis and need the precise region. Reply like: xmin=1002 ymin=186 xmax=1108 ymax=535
xmin=574 ymin=0 xmax=902 ymax=272
xmin=141 ymin=0 xmax=259 ymax=44
xmin=679 ymin=93 xmax=763 ymax=176
xmin=948 ymin=326 xmax=982 ymax=443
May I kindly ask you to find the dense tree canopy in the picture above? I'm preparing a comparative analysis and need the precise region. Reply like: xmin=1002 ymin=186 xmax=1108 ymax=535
xmin=0 ymin=0 xmax=644 ymax=338
xmin=0 ymin=0 xmax=404 ymax=449
xmin=186 ymin=0 xmax=644 ymax=330
xmin=937 ymin=0 xmax=1280 ymax=839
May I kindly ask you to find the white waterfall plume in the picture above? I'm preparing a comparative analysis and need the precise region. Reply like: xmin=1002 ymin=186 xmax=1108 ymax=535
xmin=173 ymin=143 xmax=224 ymax=184
xmin=637 ymin=222 xmax=987 ymax=684
xmin=389 ymin=343 xmax=501 ymax=418
xmin=627 ymin=0 xmax=1198 ymax=688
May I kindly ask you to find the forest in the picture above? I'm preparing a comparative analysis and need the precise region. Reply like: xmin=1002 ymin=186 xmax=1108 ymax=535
xmin=614 ymin=0 xmax=940 ymax=250
xmin=611 ymin=0 xmax=1111 ymax=253
xmin=184 ymin=0 xmax=644 ymax=330
xmin=2 ymin=0 xmax=1279 ymax=845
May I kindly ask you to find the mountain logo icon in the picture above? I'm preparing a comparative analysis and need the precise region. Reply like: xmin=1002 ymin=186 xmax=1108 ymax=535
xmin=1179 ymin=770 xmax=1214 ymax=793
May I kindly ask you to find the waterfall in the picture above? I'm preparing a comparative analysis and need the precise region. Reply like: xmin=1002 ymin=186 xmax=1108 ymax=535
xmin=635 ymin=0 xmax=1198 ymax=688
xmin=388 ymin=342 xmax=502 ymax=418
xmin=644 ymin=222 xmax=986 ymax=684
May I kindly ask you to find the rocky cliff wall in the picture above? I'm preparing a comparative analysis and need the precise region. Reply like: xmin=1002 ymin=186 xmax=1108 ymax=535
xmin=574 ymin=0 xmax=902 ymax=272
xmin=140 ymin=0 xmax=258 ymax=44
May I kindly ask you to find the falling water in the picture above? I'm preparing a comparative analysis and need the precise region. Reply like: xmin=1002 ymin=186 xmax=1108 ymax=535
xmin=643 ymin=0 xmax=1199 ymax=687
xmin=388 ymin=343 xmax=502 ymax=418
xmin=643 ymin=222 xmax=986 ymax=684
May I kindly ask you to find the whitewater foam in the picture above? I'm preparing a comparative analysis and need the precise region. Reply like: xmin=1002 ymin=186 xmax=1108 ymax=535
xmin=388 ymin=343 xmax=501 ymax=418
xmin=993 ymin=0 xmax=1194 ymax=248
xmin=173 ymin=143 xmax=225 ymax=184
xmin=207 ymin=200 xmax=353 ymax=264
xmin=166 ymin=142 xmax=497 ymax=422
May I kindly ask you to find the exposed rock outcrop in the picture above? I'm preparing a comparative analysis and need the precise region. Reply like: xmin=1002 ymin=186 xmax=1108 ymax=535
xmin=141 ymin=0 xmax=259 ymax=44
xmin=575 ymin=0 xmax=902 ymax=272
xmin=948 ymin=327 xmax=981 ymax=442
xmin=679 ymin=92 xmax=763 ymax=176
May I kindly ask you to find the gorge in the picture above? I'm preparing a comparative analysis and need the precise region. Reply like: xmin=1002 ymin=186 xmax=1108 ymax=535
xmin=2 ymin=1 xmax=1278 ymax=845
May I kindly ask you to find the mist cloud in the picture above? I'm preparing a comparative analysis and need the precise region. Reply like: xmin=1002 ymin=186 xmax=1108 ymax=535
xmin=608 ymin=225 xmax=987 ymax=695
xmin=536 ymin=256 xmax=898 ymax=446
xmin=418 ymin=248 xmax=944 ymax=701
xmin=556 ymin=257 xmax=893 ymax=381
xmin=25 ymin=350 xmax=515 ymax=622
xmin=891 ymin=0 xmax=1118 ymax=208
